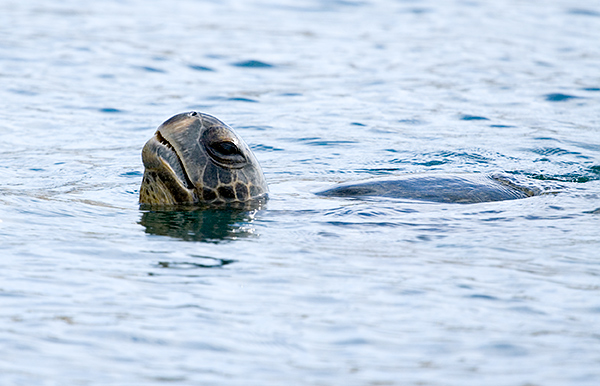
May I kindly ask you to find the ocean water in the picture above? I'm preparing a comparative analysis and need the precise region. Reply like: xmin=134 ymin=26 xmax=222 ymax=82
xmin=1 ymin=0 xmax=599 ymax=385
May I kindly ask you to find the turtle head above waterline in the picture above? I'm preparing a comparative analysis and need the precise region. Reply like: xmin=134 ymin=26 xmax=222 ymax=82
xmin=139 ymin=111 xmax=268 ymax=206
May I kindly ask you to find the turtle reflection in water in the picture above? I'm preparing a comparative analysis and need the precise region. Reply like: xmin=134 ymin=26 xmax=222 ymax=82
xmin=139 ymin=209 xmax=258 ymax=242
xmin=139 ymin=111 xmax=547 ymax=207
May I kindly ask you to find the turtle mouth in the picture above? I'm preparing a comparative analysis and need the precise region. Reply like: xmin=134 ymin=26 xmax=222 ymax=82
xmin=155 ymin=131 xmax=196 ymax=191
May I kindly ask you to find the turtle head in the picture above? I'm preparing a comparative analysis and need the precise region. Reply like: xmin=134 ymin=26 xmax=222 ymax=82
xmin=139 ymin=111 xmax=268 ymax=206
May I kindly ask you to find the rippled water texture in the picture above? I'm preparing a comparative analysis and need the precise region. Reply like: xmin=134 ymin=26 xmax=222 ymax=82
xmin=1 ymin=0 xmax=600 ymax=385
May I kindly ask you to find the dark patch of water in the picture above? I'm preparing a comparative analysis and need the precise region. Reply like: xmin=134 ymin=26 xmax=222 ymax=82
xmin=544 ymin=93 xmax=580 ymax=102
xmin=568 ymin=8 xmax=600 ymax=17
xmin=136 ymin=66 xmax=167 ymax=73
xmin=227 ymin=97 xmax=259 ymax=103
xmin=231 ymin=60 xmax=274 ymax=68
xmin=460 ymin=115 xmax=489 ymax=121
xmin=188 ymin=64 xmax=215 ymax=72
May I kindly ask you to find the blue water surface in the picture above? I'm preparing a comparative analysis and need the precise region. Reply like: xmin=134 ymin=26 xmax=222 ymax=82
xmin=1 ymin=0 xmax=599 ymax=385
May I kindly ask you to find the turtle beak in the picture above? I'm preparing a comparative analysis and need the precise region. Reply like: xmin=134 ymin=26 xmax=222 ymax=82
xmin=139 ymin=133 xmax=196 ymax=204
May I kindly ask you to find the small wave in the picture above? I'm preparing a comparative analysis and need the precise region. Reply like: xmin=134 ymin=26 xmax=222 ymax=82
xmin=460 ymin=115 xmax=489 ymax=121
xmin=525 ymin=172 xmax=599 ymax=183
xmin=188 ymin=64 xmax=215 ymax=72
xmin=136 ymin=66 xmax=166 ymax=73
xmin=530 ymin=147 xmax=581 ymax=156
xmin=544 ymin=93 xmax=580 ymax=102
xmin=227 ymin=97 xmax=258 ymax=103
xmin=156 ymin=257 xmax=235 ymax=269
xmin=568 ymin=8 xmax=600 ymax=17
xmin=231 ymin=60 xmax=274 ymax=68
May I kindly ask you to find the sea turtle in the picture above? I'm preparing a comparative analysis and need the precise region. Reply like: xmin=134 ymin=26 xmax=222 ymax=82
xmin=139 ymin=112 xmax=543 ymax=206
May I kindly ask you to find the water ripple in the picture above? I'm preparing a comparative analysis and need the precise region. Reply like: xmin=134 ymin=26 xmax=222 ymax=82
xmin=544 ymin=93 xmax=581 ymax=102
xmin=231 ymin=60 xmax=274 ymax=68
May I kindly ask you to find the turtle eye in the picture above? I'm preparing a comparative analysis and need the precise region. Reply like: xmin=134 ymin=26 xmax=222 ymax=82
xmin=212 ymin=141 xmax=239 ymax=156
xmin=202 ymin=125 xmax=248 ymax=168
xmin=207 ymin=140 xmax=246 ymax=165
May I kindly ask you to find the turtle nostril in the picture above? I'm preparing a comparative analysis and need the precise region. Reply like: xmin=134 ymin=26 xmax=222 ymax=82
xmin=190 ymin=111 xmax=198 ymax=117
